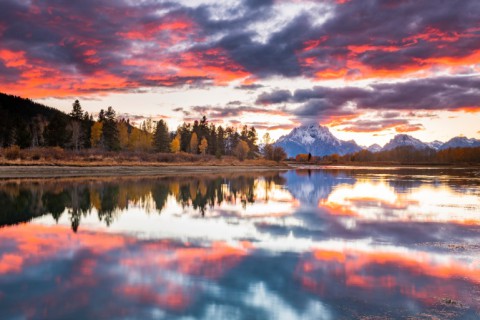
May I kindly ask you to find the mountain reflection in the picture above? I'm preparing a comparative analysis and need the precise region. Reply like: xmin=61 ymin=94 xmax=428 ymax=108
xmin=1 ymin=168 xmax=480 ymax=319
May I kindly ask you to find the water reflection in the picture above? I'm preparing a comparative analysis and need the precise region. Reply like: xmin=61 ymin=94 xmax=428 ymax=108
xmin=0 ymin=168 xmax=480 ymax=319
xmin=0 ymin=173 xmax=289 ymax=233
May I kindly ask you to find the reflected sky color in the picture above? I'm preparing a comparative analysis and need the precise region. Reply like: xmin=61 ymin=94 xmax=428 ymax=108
xmin=0 ymin=169 xmax=480 ymax=319
xmin=321 ymin=180 xmax=480 ymax=225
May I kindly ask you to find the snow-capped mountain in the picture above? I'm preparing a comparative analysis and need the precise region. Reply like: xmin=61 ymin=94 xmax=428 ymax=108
xmin=426 ymin=140 xmax=443 ymax=150
xmin=274 ymin=125 xmax=362 ymax=157
xmin=440 ymin=137 xmax=480 ymax=149
xmin=381 ymin=134 xmax=430 ymax=151
xmin=367 ymin=144 xmax=382 ymax=153
xmin=274 ymin=126 xmax=480 ymax=157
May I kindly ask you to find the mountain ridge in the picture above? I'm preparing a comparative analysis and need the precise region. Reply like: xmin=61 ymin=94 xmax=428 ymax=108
xmin=274 ymin=124 xmax=362 ymax=157
xmin=274 ymin=125 xmax=480 ymax=157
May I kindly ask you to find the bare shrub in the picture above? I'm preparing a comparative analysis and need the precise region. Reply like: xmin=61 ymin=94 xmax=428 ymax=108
xmin=4 ymin=145 xmax=21 ymax=160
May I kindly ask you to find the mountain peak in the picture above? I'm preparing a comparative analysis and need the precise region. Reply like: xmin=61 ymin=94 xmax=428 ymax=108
xmin=382 ymin=134 xmax=430 ymax=151
xmin=367 ymin=144 xmax=382 ymax=153
xmin=288 ymin=124 xmax=338 ymax=145
xmin=441 ymin=136 xmax=480 ymax=149
xmin=275 ymin=125 xmax=361 ymax=157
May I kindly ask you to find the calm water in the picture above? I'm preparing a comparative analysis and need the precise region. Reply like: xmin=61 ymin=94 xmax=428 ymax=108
xmin=1 ymin=168 xmax=480 ymax=319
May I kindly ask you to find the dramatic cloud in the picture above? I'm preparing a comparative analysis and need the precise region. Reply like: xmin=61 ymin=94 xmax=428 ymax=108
xmin=337 ymin=119 xmax=424 ymax=133
xmin=256 ymin=76 xmax=480 ymax=123
xmin=1 ymin=0 xmax=479 ymax=98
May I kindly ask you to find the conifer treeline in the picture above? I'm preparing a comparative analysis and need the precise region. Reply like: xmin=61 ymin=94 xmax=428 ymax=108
xmin=0 ymin=96 xmax=262 ymax=159
xmin=319 ymin=146 xmax=480 ymax=164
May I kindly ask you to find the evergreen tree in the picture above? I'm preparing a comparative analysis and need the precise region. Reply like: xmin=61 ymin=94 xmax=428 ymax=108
xmin=208 ymin=123 xmax=217 ymax=155
xmin=13 ymin=118 xmax=32 ymax=148
xmin=44 ymin=113 xmax=70 ymax=147
xmin=216 ymin=126 xmax=225 ymax=157
xmin=82 ymin=112 xmax=92 ymax=148
xmin=153 ymin=120 xmax=170 ymax=152
xmin=101 ymin=107 xmax=120 ymax=151
xmin=98 ymin=109 xmax=105 ymax=122
xmin=199 ymin=116 xmax=209 ymax=140
xmin=69 ymin=100 xmax=85 ymax=150
xmin=178 ymin=122 xmax=191 ymax=152
xmin=69 ymin=100 xmax=84 ymax=120
xmin=247 ymin=126 xmax=258 ymax=158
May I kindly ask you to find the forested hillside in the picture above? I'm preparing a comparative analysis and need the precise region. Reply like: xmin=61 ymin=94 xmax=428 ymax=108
xmin=0 ymin=93 xmax=271 ymax=161
xmin=0 ymin=93 xmax=70 ymax=148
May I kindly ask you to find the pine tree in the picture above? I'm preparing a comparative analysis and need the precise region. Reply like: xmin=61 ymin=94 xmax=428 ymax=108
xmin=82 ymin=112 xmax=92 ymax=148
xmin=247 ymin=126 xmax=258 ymax=158
xmin=70 ymin=100 xmax=84 ymax=120
xmin=98 ymin=109 xmax=105 ymax=122
xmin=208 ymin=123 xmax=216 ymax=155
xmin=153 ymin=120 xmax=170 ymax=152
xmin=101 ymin=107 xmax=120 ymax=151
xmin=216 ymin=126 xmax=225 ymax=156
xmin=178 ymin=122 xmax=191 ymax=152
xmin=13 ymin=118 xmax=32 ymax=148
xmin=44 ymin=113 xmax=70 ymax=147
xmin=70 ymin=100 xmax=85 ymax=150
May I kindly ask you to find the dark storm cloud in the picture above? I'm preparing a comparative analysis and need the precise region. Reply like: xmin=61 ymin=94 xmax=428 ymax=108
xmin=256 ymin=76 xmax=480 ymax=122
xmin=190 ymin=105 xmax=286 ymax=118
xmin=256 ymin=90 xmax=292 ymax=105
xmin=0 ymin=60 xmax=21 ymax=82
xmin=304 ymin=0 xmax=480 ymax=74
xmin=235 ymin=84 xmax=265 ymax=90
xmin=1 ymin=0 xmax=480 ymax=97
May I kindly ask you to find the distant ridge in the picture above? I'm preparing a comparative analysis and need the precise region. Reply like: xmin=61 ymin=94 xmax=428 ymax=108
xmin=381 ymin=134 xmax=430 ymax=151
xmin=440 ymin=136 xmax=480 ymax=149
xmin=274 ymin=125 xmax=480 ymax=157
xmin=274 ymin=124 xmax=362 ymax=157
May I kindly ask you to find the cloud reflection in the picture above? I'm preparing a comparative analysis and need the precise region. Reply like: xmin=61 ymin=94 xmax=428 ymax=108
xmin=0 ymin=169 xmax=480 ymax=318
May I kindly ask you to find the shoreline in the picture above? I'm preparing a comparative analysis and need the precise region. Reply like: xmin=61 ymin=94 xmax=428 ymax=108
xmin=0 ymin=165 xmax=290 ymax=179
xmin=1 ymin=163 xmax=478 ymax=179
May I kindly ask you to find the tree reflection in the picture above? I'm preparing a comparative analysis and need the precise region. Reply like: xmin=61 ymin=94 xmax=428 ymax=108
xmin=0 ymin=172 xmax=284 ymax=232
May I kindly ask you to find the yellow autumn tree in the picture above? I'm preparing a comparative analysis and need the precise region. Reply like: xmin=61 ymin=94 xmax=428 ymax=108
xmin=199 ymin=137 xmax=208 ymax=155
xmin=170 ymin=134 xmax=181 ymax=153
xmin=234 ymin=140 xmax=250 ymax=161
xmin=190 ymin=132 xmax=198 ymax=154
xmin=128 ymin=127 xmax=152 ymax=151
xmin=90 ymin=122 xmax=103 ymax=148
xmin=117 ymin=122 xmax=129 ymax=149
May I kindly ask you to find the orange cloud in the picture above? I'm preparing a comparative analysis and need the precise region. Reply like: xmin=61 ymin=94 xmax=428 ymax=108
xmin=297 ymin=247 xmax=480 ymax=307
xmin=0 ymin=49 xmax=27 ymax=67
xmin=395 ymin=124 xmax=424 ymax=133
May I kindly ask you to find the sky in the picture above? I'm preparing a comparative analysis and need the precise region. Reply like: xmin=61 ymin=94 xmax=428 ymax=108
xmin=0 ymin=0 xmax=479 ymax=146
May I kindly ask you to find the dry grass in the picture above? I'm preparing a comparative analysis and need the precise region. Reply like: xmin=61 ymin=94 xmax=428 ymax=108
xmin=0 ymin=147 xmax=286 ymax=167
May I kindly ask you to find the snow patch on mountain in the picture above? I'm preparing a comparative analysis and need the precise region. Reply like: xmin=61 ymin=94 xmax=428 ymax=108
xmin=382 ymin=134 xmax=430 ymax=151
xmin=440 ymin=137 xmax=480 ymax=149
xmin=274 ymin=125 xmax=361 ymax=157
xmin=367 ymin=144 xmax=382 ymax=153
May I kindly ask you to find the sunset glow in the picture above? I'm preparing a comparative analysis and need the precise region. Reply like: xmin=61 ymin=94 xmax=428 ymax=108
xmin=0 ymin=0 xmax=478 ymax=143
